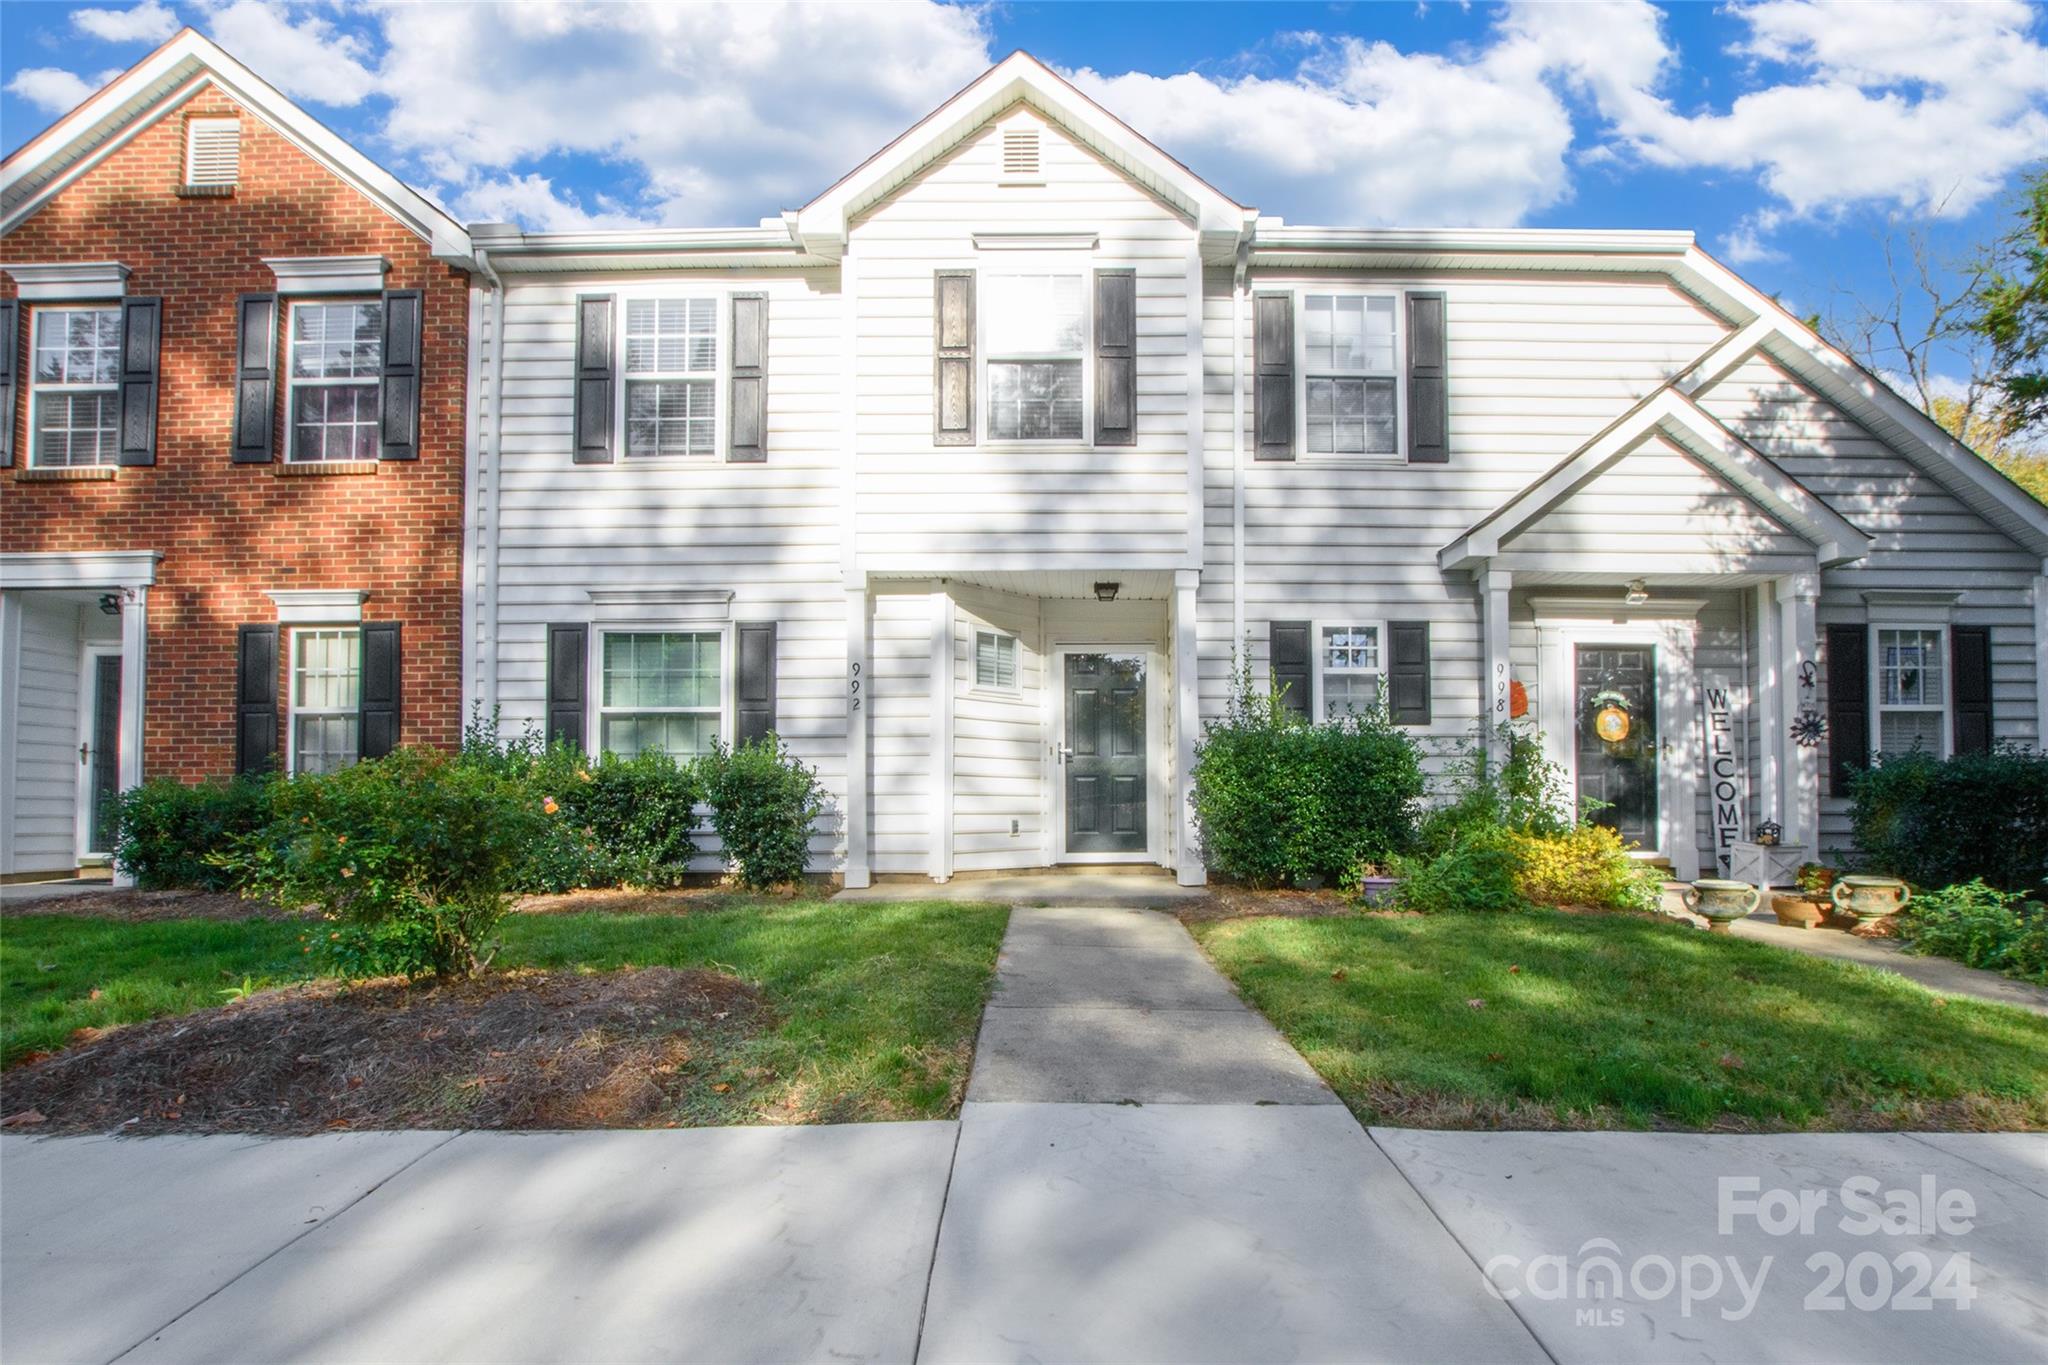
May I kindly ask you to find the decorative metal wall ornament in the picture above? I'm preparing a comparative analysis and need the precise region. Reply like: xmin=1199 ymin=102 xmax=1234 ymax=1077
xmin=1790 ymin=710 xmax=1827 ymax=747
xmin=1594 ymin=705 xmax=1632 ymax=743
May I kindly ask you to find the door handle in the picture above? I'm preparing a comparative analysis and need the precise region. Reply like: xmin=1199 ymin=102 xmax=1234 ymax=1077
xmin=79 ymin=743 xmax=90 ymax=766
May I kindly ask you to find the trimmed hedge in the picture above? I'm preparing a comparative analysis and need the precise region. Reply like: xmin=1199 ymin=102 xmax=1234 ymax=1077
xmin=110 ymin=775 xmax=274 ymax=891
xmin=1848 ymin=747 xmax=2048 ymax=895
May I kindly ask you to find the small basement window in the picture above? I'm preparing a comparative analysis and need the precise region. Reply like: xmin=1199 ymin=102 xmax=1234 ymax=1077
xmin=975 ymin=629 xmax=1018 ymax=691
xmin=184 ymin=118 xmax=241 ymax=189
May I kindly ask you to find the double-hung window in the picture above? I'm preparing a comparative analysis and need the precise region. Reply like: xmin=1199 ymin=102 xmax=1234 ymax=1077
xmin=599 ymin=630 xmax=724 ymax=758
xmin=1317 ymin=623 xmax=1383 ymax=720
xmin=1301 ymin=294 xmax=1398 ymax=457
xmin=30 ymin=306 xmax=123 ymax=467
xmin=985 ymin=272 xmax=1084 ymax=441
xmin=288 ymin=300 xmax=383 ymax=462
xmin=289 ymin=627 xmax=361 ymax=774
xmin=975 ymin=629 xmax=1019 ymax=691
xmin=624 ymin=298 xmax=718 ymax=458
xmin=1874 ymin=627 xmax=1947 ymax=758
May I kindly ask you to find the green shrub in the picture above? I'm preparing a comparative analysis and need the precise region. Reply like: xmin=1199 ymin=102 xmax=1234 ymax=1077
xmin=224 ymin=747 xmax=545 ymax=978
xmin=1390 ymin=840 xmax=1526 ymax=914
xmin=699 ymin=737 xmax=825 ymax=889
xmin=1418 ymin=722 xmax=1573 ymax=855
xmin=1191 ymin=658 xmax=1424 ymax=886
xmin=1506 ymin=824 xmax=1664 ymax=913
xmin=110 ymin=776 xmax=273 ymax=891
xmin=1897 ymin=879 xmax=2048 ymax=984
xmin=1849 ymin=747 xmax=2048 ymax=896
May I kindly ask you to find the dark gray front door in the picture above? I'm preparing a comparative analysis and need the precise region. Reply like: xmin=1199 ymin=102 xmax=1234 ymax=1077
xmin=87 ymin=653 xmax=121 ymax=854
xmin=1065 ymin=653 xmax=1146 ymax=855
xmin=1575 ymin=644 xmax=1657 ymax=849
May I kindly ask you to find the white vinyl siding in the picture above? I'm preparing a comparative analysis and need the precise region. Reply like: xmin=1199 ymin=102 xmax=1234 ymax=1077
xmin=1874 ymin=626 xmax=1948 ymax=758
xmin=29 ymin=307 xmax=122 ymax=467
xmin=290 ymin=628 xmax=360 ymax=775
xmin=1316 ymin=622 xmax=1383 ymax=720
xmin=623 ymin=297 xmax=718 ymax=458
xmin=984 ymin=272 xmax=1085 ymax=442
xmin=287 ymin=300 xmax=382 ymax=463
xmin=183 ymin=117 xmax=240 ymax=187
xmin=598 ymin=630 xmax=724 ymax=758
xmin=1301 ymin=294 xmax=1396 ymax=457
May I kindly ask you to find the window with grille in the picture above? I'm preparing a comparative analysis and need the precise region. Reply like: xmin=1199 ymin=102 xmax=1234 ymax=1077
xmin=291 ymin=628 xmax=360 ymax=774
xmin=624 ymin=298 xmax=718 ymax=457
xmin=288 ymin=300 xmax=383 ymax=462
xmin=1302 ymin=293 xmax=1398 ymax=457
xmin=184 ymin=118 xmax=240 ymax=187
xmin=29 ymin=306 xmax=123 ymax=467
xmin=985 ymin=273 xmax=1084 ymax=441
xmin=975 ymin=629 xmax=1018 ymax=691
xmin=1318 ymin=623 xmax=1384 ymax=720
xmin=1874 ymin=627 xmax=1947 ymax=758
xmin=599 ymin=631 xmax=724 ymax=757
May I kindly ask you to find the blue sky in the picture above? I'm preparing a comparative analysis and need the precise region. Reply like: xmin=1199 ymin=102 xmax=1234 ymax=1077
xmin=5 ymin=1 xmax=2045 ymax=392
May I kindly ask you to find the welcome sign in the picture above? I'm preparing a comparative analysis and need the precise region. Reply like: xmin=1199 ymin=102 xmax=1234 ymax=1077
xmin=1701 ymin=674 xmax=1746 ymax=875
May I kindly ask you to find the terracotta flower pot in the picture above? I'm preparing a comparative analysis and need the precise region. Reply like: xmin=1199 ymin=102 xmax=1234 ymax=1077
xmin=1770 ymin=893 xmax=1827 ymax=929
xmin=1686 ymin=879 xmax=1761 ymax=933
xmin=1831 ymin=875 xmax=1911 ymax=926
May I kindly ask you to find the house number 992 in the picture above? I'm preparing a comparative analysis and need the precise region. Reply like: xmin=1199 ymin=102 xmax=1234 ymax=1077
xmin=849 ymin=661 xmax=862 ymax=712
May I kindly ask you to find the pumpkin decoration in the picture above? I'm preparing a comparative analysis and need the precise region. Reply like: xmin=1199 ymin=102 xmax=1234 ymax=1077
xmin=1508 ymin=678 xmax=1529 ymax=719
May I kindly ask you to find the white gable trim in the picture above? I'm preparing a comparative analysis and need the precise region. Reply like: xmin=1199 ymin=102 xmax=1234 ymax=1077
xmin=2 ymin=30 xmax=472 ymax=268
xmin=795 ymin=51 xmax=1248 ymax=258
xmin=1440 ymin=385 xmax=1872 ymax=573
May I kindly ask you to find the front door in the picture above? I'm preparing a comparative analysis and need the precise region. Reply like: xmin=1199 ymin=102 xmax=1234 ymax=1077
xmin=1575 ymin=644 xmax=1657 ymax=849
xmin=1064 ymin=653 xmax=1146 ymax=855
xmin=82 ymin=652 xmax=122 ymax=856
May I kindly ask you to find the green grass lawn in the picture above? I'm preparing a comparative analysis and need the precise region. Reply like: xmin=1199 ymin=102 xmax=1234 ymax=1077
xmin=1 ymin=900 xmax=1008 ymax=1123
xmin=1193 ymin=909 xmax=2048 ymax=1131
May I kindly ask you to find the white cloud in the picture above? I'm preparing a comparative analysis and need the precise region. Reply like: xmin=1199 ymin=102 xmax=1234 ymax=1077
xmin=199 ymin=0 xmax=377 ymax=107
xmin=450 ymin=172 xmax=656 ymax=232
xmin=371 ymin=0 xmax=995 ymax=227
xmin=71 ymin=1 xmax=180 ymax=44
xmin=6 ymin=66 xmax=109 ymax=114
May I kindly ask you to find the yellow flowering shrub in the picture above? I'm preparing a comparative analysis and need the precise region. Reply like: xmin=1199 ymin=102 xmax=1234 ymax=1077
xmin=1505 ymin=824 xmax=1664 ymax=912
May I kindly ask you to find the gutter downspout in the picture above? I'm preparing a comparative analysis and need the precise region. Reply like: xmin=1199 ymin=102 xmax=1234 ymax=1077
xmin=1230 ymin=226 xmax=1252 ymax=657
xmin=473 ymin=244 xmax=508 ymax=721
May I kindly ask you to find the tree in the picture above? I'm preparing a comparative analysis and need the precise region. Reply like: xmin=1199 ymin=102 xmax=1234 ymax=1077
xmin=1929 ymin=395 xmax=2048 ymax=504
xmin=1970 ymin=169 xmax=2048 ymax=436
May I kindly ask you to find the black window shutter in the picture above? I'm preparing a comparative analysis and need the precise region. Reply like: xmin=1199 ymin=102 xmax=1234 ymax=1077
xmin=728 ymin=293 xmax=768 ymax=463
xmin=0 ymin=299 xmax=17 ymax=466
xmin=1094 ymin=269 xmax=1136 ymax=446
xmin=573 ymin=294 xmax=615 ymax=464
xmin=736 ymin=621 xmax=778 ymax=747
xmin=117 ymin=296 xmax=161 ymax=466
xmin=378 ymin=289 xmax=423 ymax=461
xmin=235 ymin=624 xmax=279 ymax=775
xmin=1254 ymin=292 xmax=1294 ymax=460
xmin=358 ymin=621 xmax=402 ymax=760
xmin=231 ymin=293 xmax=277 ymax=463
xmin=1952 ymin=626 xmax=1992 ymax=756
xmin=1406 ymin=291 xmax=1448 ymax=463
xmin=546 ymin=623 xmax=588 ymax=750
xmin=1825 ymin=624 xmax=1869 ymax=797
xmin=1269 ymin=621 xmax=1310 ymax=718
xmin=934 ymin=270 xmax=974 ymax=446
xmin=1388 ymin=621 xmax=1432 ymax=726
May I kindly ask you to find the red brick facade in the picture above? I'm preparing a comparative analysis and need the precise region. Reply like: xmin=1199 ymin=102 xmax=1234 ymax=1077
xmin=1 ymin=88 xmax=468 ymax=781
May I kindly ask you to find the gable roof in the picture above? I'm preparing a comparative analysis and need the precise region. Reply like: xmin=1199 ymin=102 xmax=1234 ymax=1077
xmin=1440 ymin=382 xmax=1874 ymax=574
xmin=1 ymin=28 xmax=472 ymax=268
xmin=793 ymin=50 xmax=1252 ymax=260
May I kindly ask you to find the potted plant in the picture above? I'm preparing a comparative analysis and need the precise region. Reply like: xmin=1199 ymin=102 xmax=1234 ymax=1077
xmin=1684 ymin=879 xmax=1762 ymax=933
xmin=1831 ymin=875 xmax=1912 ymax=932
xmin=1353 ymin=860 xmax=1398 ymax=907
xmin=1771 ymin=862 xmax=1835 ymax=930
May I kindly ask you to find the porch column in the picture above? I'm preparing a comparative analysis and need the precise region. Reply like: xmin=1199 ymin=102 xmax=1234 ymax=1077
xmin=843 ymin=583 xmax=871 ymax=889
xmin=1478 ymin=567 xmax=1512 ymax=766
xmin=114 ymin=585 xmax=148 ymax=890
xmin=1173 ymin=569 xmax=1205 ymax=886
xmin=1776 ymin=573 xmax=1820 ymax=850
xmin=1754 ymin=583 xmax=1782 ymax=834
xmin=929 ymin=584 xmax=953 ymax=883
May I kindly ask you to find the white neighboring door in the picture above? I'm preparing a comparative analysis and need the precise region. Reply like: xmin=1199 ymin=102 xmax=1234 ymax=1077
xmin=77 ymin=643 xmax=122 ymax=861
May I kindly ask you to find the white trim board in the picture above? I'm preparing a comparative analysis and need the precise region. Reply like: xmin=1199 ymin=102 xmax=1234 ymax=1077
xmin=1 ymin=550 xmax=161 ymax=589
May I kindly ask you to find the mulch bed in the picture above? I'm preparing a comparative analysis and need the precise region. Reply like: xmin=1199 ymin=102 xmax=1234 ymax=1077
xmin=0 ymin=888 xmax=285 ymax=922
xmin=1177 ymin=884 xmax=1362 ymax=924
xmin=0 ymin=967 xmax=764 ymax=1136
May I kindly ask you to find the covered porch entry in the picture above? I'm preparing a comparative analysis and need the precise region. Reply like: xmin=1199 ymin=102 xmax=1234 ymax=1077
xmin=844 ymin=569 xmax=1204 ymax=888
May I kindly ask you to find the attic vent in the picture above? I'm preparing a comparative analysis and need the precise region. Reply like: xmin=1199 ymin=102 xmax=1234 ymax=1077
xmin=1000 ymin=127 xmax=1041 ymax=184
xmin=184 ymin=118 xmax=240 ymax=190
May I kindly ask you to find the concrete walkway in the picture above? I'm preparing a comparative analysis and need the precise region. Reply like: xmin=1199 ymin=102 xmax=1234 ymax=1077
xmin=834 ymin=872 xmax=1206 ymax=908
xmin=1727 ymin=911 xmax=2048 ymax=1017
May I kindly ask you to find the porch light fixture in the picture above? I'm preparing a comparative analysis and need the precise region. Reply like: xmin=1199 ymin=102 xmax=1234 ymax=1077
xmin=1093 ymin=581 xmax=1120 ymax=603
xmin=1623 ymin=578 xmax=1650 ymax=606
xmin=97 ymin=592 xmax=123 ymax=617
